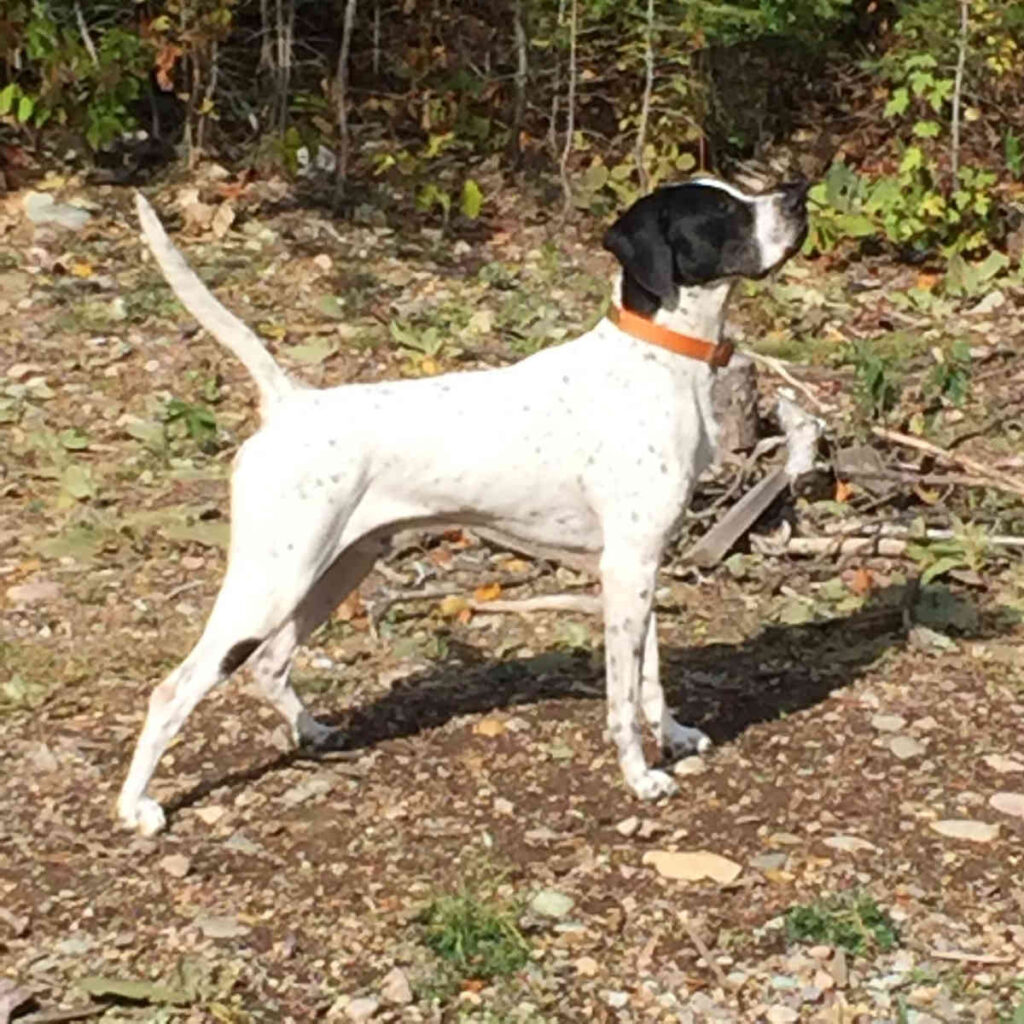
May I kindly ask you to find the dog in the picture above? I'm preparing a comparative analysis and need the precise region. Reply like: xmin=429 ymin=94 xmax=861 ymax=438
xmin=117 ymin=178 xmax=809 ymax=835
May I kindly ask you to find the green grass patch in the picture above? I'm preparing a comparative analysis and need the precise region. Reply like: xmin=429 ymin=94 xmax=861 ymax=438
xmin=418 ymin=884 xmax=530 ymax=989
xmin=785 ymin=892 xmax=898 ymax=956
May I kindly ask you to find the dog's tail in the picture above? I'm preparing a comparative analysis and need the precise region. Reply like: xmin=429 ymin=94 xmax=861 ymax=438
xmin=135 ymin=192 xmax=296 ymax=417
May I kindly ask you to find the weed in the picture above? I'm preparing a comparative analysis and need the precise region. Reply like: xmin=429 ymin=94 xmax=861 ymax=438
xmin=162 ymin=398 xmax=219 ymax=452
xmin=926 ymin=339 xmax=972 ymax=407
xmin=418 ymin=885 xmax=529 ymax=988
xmin=785 ymin=892 xmax=898 ymax=955
xmin=849 ymin=340 xmax=902 ymax=420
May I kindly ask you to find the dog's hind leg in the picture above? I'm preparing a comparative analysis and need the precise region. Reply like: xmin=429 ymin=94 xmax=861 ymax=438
xmin=639 ymin=613 xmax=711 ymax=760
xmin=248 ymin=539 xmax=384 ymax=749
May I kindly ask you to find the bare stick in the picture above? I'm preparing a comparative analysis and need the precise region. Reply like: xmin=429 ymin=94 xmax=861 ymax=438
xmin=747 ymin=350 xmax=832 ymax=413
xmin=74 ymin=1 xmax=99 ymax=67
xmin=633 ymin=0 xmax=655 ymax=193
xmin=558 ymin=0 xmax=577 ymax=217
xmin=334 ymin=0 xmax=358 ymax=201
xmin=950 ymin=0 xmax=969 ymax=185
xmin=471 ymin=594 xmax=601 ymax=615
xmin=931 ymin=950 xmax=1015 ymax=965
xmin=871 ymin=426 xmax=1024 ymax=498
xmin=547 ymin=0 xmax=566 ymax=161
xmin=753 ymin=532 xmax=1024 ymax=558
xmin=679 ymin=913 xmax=729 ymax=990
xmin=512 ymin=0 xmax=528 ymax=162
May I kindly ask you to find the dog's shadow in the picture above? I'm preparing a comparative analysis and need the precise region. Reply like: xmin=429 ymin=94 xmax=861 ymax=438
xmin=165 ymin=583 xmax=966 ymax=819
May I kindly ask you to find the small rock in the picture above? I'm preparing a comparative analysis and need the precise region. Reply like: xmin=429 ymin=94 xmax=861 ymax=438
xmin=911 ymin=716 xmax=938 ymax=731
xmin=379 ymin=967 xmax=412 ymax=1006
xmin=889 ymin=735 xmax=926 ymax=760
xmin=616 ymin=816 xmax=640 ymax=837
xmin=313 ymin=253 xmax=333 ymax=272
xmin=766 ymin=1007 xmax=799 ymax=1024
xmin=159 ymin=853 xmax=191 ymax=878
xmin=6 ymin=579 xmax=60 ymax=604
xmin=930 ymin=819 xmax=999 ymax=843
xmin=673 ymin=756 xmax=706 ymax=776
xmin=24 ymin=191 xmax=92 ymax=230
xmin=603 ymin=990 xmax=629 ymax=1009
xmin=642 ymin=849 xmax=742 ymax=884
xmin=983 ymin=754 xmax=1024 ymax=774
xmin=280 ymin=775 xmax=333 ymax=806
xmin=989 ymin=792 xmax=1024 ymax=819
xmin=871 ymin=714 xmax=906 ymax=733
xmin=346 ymin=996 xmax=380 ymax=1022
xmin=813 ymin=969 xmax=835 ymax=991
xmin=809 ymin=946 xmax=832 ymax=960
xmin=750 ymin=852 xmax=788 ymax=871
xmin=197 ymin=915 xmax=250 ymax=939
xmin=493 ymin=797 xmax=514 ymax=815
xmin=575 ymin=956 xmax=600 ymax=977
xmin=823 ymin=835 xmax=877 ymax=854
xmin=195 ymin=805 xmax=227 ymax=825
xmin=529 ymin=888 xmax=575 ymax=919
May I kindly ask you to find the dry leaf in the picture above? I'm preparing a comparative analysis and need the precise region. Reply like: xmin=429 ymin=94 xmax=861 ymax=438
xmin=473 ymin=581 xmax=501 ymax=602
xmin=474 ymin=717 xmax=505 ymax=737
xmin=334 ymin=591 xmax=364 ymax=622
xmin=642 ymin=849 xmax=742 ymax=884
xmin=834 ymin=479 xmax=854 ymax=502
xmin=70 ymin=262 xmax=92 ymax=278
xmin=159 ymin=853 xmax=191 ymax=878
xmin=211 ymin=201 xmax=235 ymax=239
xmin=847 ymin=567 xmax=873 ymax=596
xmin=438 ymin=595 xmax=469 ymax=617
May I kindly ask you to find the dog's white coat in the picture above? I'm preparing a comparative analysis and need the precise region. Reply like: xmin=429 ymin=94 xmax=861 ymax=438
xmin=117 ymin=182 xmax=804 ymax=836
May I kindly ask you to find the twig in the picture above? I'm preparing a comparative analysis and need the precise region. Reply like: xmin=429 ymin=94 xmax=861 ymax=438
xmin=558 ymin=0 xmax=578 ymax=217
xmin=74 ymin=1 xmax=99 ymax=67
xmin=470 ymin=594 xmax=601 ymax=615
xmin=753 ymin=532 xmax=1024 ymax=558
xmin=930 ymin=949 xmax=1015 ymax=965
xmin=333 ymin=0 xmax=358 ymax=202
xmin=679 ymin=913 xmax=729 ymax=990
xmin=19 ymin=1007 xmax=109 ymax=1024
xmin=871 ymin=426 xmax=1024 ymax=498
xmin=547 ymin=0 xmax=566 ymax=160
xmin=950 ymin=0 xmax=969 ymax=185
xmin=747 ymin=351 xmax=832 ymax=413
xmin=839 ymin=467 xmax=995 ymax=490
xmin=633 ymin=0 xmax=655 ymax=193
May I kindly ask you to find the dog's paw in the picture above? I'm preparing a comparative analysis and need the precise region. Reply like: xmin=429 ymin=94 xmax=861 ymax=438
xmin=628 ymin=768 xmax=678 ymax=801
xmin=118 ymin=796 xmax=167 ymax=836
xmin=294 ymin=711 xmax=342 ymax=751
xmin=662 ymin=721 xmax=712 ymax=760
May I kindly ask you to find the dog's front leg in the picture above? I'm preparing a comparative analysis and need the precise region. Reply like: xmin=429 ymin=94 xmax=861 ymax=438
xmin=601 ymin=546 xmax=677 ymax=800
xmin=640 ymin=613 xmax=712 ymax=760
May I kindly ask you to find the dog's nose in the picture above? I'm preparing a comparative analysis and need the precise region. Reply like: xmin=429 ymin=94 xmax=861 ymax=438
xmin=780 ymin=179 xmax=811 ymax=212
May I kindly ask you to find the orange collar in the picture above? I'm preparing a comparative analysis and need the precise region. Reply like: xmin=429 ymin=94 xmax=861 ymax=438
xmin=606 ymin=305 xmax=734 ymax=368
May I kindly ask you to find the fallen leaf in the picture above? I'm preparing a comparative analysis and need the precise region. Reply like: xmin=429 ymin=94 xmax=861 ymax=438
xmin=210 ymin=201 xmax=235 ymax=239
xmin=70 ymin=261 xmax=92 ymax=278
xmin=195 ymin=805 xmax=227 ymax=826
xmin=438 ymin=594 xmax=469 ymax=617
xmin=473 ymin=717 xmax=505 ymax=737
xmin=834 ymin=479 xmax=854 ymax=502
xmin=529 ymin=888 xmax=574 ymax=918
xmin=473 ymin=581 xmax=501 ymax=602
xmin=574 ymin=955 xmax=600 ymax=977
xmin=988 ymin=792 xmax=1024 ymax=819
xmin=929 ymin=819 xmax=999 ymax=843
xmin=846 ymin=567 xmax=873 ymax=596
xmin=888 ymin=735 xmax=926 ymax=760
xmin=78 ymin=976 xmax=189 ymax=1005
xmin=196 ymin=915 xmax=250 ymax=939
xmin=642 ymin=849 xmax=742 ymax=884
xmin=334 ymin=591 xmax=364 ymax=622
xmin=983 ymin=754 xmax=1024 ymax=774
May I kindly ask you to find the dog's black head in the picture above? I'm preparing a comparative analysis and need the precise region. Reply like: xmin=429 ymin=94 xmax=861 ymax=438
xmin=603 ymin=179 xmax=809 ymax=317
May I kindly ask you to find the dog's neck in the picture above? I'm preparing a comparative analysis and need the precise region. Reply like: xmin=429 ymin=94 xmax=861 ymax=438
xmin=613 ymin=272 xmax=733 ymax=344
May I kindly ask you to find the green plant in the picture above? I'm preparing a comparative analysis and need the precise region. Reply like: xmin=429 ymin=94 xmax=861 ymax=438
xmin=1005 ymin=128 xmax=1023 ymax=180
xmin=905 ymin=518 xmax=990 ymax=585
xmin=162 ymin=398 xmax=219 ymax=451
xmin=850 ymin=341 xmax=902 ymax=420
xmin=926 ymin=339 xmax=972 ymax=406
xmin=785 ymin=892 xmax=898 ymax=955
xmin=419 ymin=887 xmax=530 ymax=986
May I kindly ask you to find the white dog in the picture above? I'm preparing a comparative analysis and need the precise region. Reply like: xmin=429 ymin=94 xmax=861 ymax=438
xmin=117 ymin=178 xmax=809 ymax=835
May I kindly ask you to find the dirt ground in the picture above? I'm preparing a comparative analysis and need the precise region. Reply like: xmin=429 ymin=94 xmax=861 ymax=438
xmin=1 ymin=174 xmax=1023 ymax=1023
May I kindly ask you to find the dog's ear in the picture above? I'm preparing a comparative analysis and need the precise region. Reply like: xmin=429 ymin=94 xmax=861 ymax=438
xmin=602 ymin=194 xmax=675 ymax=302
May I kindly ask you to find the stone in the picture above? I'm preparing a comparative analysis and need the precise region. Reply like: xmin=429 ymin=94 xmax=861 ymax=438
xmin=159 ymin=853 xmax=191 ymax=878
xmin=983 ymin=754 xmax=1024 ymax=774
xmin=889 ymin=735 xmax=926 ymax=760
xmin=930 ymin=819 xmax=999 ymax=843
xmin=345 ymin=996 xmax=380 ymax=1022
xmin=529 ymin=888 xmax=575 ymax=919
xmin=766 ymin=1006 xmax=799 ymax=1023
xmin=871 ymin=714 xmax=906 ymax=733
xmin=642 ymin=849 xmax=742 ymax=884
xmin=379 ymin=967 xmax=412 ymax=1005
xmin=616 ymin=815 xmax=640 ymax=837
xmin=988 ymin=792 xmax=1024 ymax=819
xmin=197 ymin=915 xmax=250 ymax=939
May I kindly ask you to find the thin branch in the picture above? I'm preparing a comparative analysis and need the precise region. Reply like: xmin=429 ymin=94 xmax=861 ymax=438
xmin=871 ymin=425 xmax=1024 ymax=498
xmin=334 ymin=0 xmax=358 ymax=202
xmin=950 ymin=0 xmax=969 ymax=185
xmin=547 ymin=0 xmax=566 ymax=160
xmin=372 ymin=0 xmax=381 ymax=77
xmin=74 ymin=1 xmax=99 ymax=67
xmin=558 ymin=0 xmax=577 ymax=217
xmin=634 ymin=0 xmax=655 ymax=193
xmin=512 ymin=0 xmax=528 ymax=163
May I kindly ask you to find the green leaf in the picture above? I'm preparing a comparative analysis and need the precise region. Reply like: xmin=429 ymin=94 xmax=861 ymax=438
xmin=921 ymin=556 xmax=965 ymax=585
xmin=282 ymin=337 xmax=337 ymax=365
xmin=315 ymin=294 xmax=345 ymax=320
xmin=78 ymin=976 xmax=191 ymax=1005
xmin=912 ymin=120 xmax=940 ymax=138
xmin=59 ymin=428 xmax=90 ymax=450
xmin=884 ymin=87 xmax=909 ymax=118
xmin=461 ymin=178 xmax=484 ymax=219
xmin=899 ymin=146 xmax=924 ymax=174
xmin=16 ymin=93 xmax=34 ymax=123
xmin=61 ymin=464 xmax=96 ymax=501
xmin=0 ymin=83 xmax=18 ymax=116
